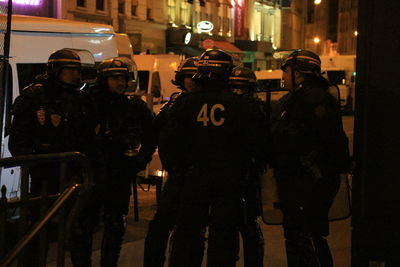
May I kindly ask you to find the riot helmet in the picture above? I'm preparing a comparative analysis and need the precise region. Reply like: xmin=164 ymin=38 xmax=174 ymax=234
xmin=281 ymin=49 xmax=321 ymax=75
xmin=112 ymin=57 xmax=139 ymax=93
xmin=171 ymin=57 xmax=198 ymax=90
xmin=47 ymin=49 xmax=81 ymax=77
xmin=96 ymin=57 xmax=130 ymax=86
xmin=229 ymin=66 xmax=257 ymax=95
xmin=193 ymin=49 xmax=233 ymax=81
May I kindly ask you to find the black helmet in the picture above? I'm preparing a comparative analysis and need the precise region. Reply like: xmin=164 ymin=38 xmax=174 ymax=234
xmin=281 ymin=49 xmax=321 ymax=75
xmin=98 ymin=58 xmax=129 ymax=78
xmin=229 ymin=67 xmax=257 ymax=91
xmin=171 ymin=57 xmax=198 ymax=89
xmin=193 ymin=49 xmax=233 ymax=81
xmin=95 ymin=58 xmax=130 ymax=87
xmin=47 ymin=49 xmax=81 ymax=77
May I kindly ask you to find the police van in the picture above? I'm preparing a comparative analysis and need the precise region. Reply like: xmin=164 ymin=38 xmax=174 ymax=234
xmin=133 ymin=54 xmax=182 ymax=113
xmin=254 ymin=69 xmax=287 ymax=103
xmin=0 ymin=15 xmax=119 ymax=198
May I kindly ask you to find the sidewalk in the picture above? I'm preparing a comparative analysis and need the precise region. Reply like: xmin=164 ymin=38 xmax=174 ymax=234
xmin=47 ymin=186 xmax=351 ymax=267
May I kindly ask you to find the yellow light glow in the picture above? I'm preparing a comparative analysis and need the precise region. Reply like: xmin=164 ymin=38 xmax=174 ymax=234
xmin=313 ymin=37 xmax=320 ymax=44
xmin=314 ymin=0 xmax=322 ymax=4
xmin=354 ymin=30 xmax=358 ymax=36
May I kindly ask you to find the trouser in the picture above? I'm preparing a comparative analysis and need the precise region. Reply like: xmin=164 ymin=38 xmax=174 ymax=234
xmin=144 ymin=174 xmax=189 ymax=267
xmin=240 ymin=181 xmax=264 ymax=267
xmin=21 ymin=165 xmax=61 ymax=267
xmin=277 ymin=171 xmax=340 ymax=267
xmin=69 ymin=167 xmax=132 ymax=267
xmin=169 ymin=168 xmax=244 ymax=267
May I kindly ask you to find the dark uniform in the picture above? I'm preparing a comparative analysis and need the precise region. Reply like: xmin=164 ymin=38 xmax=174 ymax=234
xmin=69 ymin=58 xmax=156 ymax=267
xmin=272 ymin=49 xmax=350 ymax=267
xmin=161 ymin=50 xmax=268 ymax=267
xmin=8 ymin=49 xmax=93 ymax=267
xmin=144 ymin=57 xmax=202 ymax=267
xmin=229 ymin=66 xmax=266 ymax=267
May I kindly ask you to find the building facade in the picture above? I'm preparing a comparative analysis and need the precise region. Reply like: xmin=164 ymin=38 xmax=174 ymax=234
xmin=59 ymin=0 xmax=167 ymax=54
xmin=284 ymin=0 xmax=357 ymax=56
xmin=165 ymin=0 xmax=238 ymax=58
xmin=337 ymin=0 xmax=357 ymax=55
xmin=234 ymin=0 xmax=282 ymax=70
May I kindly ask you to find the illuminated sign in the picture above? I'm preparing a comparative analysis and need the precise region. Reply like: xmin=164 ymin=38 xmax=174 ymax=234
xmin=0 ymin=0 xmax=41 ymax=6
xmin=197 ymin=21 xmax=214 ymax=33
xmin=184 ymin=32 xmax=192 ymax=45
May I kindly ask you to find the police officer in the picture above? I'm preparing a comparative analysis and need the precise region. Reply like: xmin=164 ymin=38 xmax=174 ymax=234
xmin=160 ymin=49 xmax=268 ymax=267
xmin=229 ymin=66 xmax=265 ymax=267
xmin=272 ymin=49 xmax=349 ymax=267
xmin=9 ymin=48 xmax=93 ymax=266
xmin=69 ymin=57 xmax=156 ymax=267
xmin=144 ymin=57 xmax=201 ymax=267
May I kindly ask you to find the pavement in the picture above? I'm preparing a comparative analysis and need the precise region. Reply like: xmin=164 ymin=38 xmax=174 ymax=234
xmin=46 ymin=116 xmax=354 ymax=267
xmin=46 ymin=186 xmax=351 ymax=267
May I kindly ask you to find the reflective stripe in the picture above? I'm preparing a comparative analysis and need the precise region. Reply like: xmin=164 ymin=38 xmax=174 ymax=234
xmin=286 ymin=55 xmax=320 ymax=66
xmin=181 ymin=67 xmax=197 ymax=71
xmin=48 ymin=58 xmax=81 ymax=63
xmin=198 ymin=59 xmax=231 ymax=65
xmin=99 ymin=67 xmax=127 ymax=72
xmin=229 ymin=77 xmax=248 ymax=81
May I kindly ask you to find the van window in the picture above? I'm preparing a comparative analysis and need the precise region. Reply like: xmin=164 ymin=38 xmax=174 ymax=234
xmin=16 ymin=63 xmax=47 ymax=93
xmin=327 ymin=70 xmax=346 ymax=85
xmin=1 ymin=63 xmax=13 ymax=136
xmin=138 ymin=71 xmax=149 ymax=92
xmin=258 ymin=79 xmax=281 ymax=91
xmin=151 ymin=71 xmax=161 ymax=98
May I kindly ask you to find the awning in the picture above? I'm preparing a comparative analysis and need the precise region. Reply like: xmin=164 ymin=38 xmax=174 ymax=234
xmin=167 ymin=45 xmax=203 ymax=57
xmin=212 ymin=41 xmax=243 ymax=54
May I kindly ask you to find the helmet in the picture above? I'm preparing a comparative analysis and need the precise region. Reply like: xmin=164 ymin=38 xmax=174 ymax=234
xmin=96 ymin=57 xmax=129 ymax=86
xmin=112 ymin=57 xmax=139 ymax=92
xmin=171 ymin=57 xmax=198 ymax=89
xmin=281 ymin=49 xmax=321 ymax=75
xmin=229 ymin=67 xmax=257 ymax=92
xmin=47 ymin=49 xmax=81 ymax=77
xmin=193 ymin=49 xmax=233 ymax=81
xmin=98 ymin=58 xmax=129 ymax=78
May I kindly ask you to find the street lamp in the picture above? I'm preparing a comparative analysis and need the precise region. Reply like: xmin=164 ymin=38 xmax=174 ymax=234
xmin=314 ymin=0 xmax=322 ymax=5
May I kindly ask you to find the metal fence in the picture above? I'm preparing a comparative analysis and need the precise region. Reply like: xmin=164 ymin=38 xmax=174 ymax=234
xmin=0 ymin=152 xmax=93 ymax=267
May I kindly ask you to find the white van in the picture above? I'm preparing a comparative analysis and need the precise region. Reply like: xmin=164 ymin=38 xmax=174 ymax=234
xmin=320 ymin=55 xmax=356 ymax=110
xmin=0 ymin=15 xmax=119 ymax=198
xmin=133 ymin=54 xmax=182 ymax=113
xmin=254 ymin=69 xmax=287 ymax=103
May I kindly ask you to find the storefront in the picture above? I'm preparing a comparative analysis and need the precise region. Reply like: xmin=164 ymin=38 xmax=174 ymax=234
xmin=125 ymin=19 xmax=167 ymax=54
xmin=166 ymin=27 xmax=242 ymax=58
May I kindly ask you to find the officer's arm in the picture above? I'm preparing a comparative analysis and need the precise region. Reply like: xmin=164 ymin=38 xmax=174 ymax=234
xmin=8 ymin=93 xmax=36 ymax=156
xmin=242 ymin=97 xmax=269 ymax=169
xmin=154 ymin=100 xmax=172 ymax=138
xmin=299 ymin=92 xmax=340 ymax=167
xmin=136 ymin=100 xmax=157 ymax=170
xmin=158 ymin=95 xmax=189 ymax=174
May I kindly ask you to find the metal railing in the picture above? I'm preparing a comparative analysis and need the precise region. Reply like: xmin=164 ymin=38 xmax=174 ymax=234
xmin=0 ymin=152 xmax=93 ymax=267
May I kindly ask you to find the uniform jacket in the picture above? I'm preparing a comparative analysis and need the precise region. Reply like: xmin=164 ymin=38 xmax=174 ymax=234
xmin=9 ymin=79 xmax=94 ymax=157
xmin=159 ymin=82 xmax=268 ymax=179
xmin=272 ymin=79 xmax=349 ymax=175
xmin=89 ymin=86 xmax=156 ymax=171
